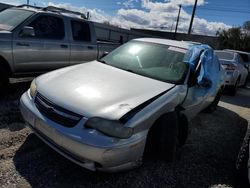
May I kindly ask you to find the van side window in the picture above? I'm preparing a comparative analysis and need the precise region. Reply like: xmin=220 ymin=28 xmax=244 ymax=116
xmin=71 ymin=20 xmax=91 ymax=42
xmin=28 ymin=15 xmax=65 ymax=39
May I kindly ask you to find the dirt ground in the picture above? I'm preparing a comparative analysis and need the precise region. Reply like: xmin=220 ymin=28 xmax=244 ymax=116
xmin=0 ymin=82 xmax=249 ymax=188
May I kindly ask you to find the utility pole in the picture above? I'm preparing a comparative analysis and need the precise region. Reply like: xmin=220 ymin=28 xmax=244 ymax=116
xmin=27 ymin=0 xmax=30 ymax=5
xmin=188 ymin=0 xmax=198 ymax=35
xmin=174 ymin=4 xmax=182 ymax=39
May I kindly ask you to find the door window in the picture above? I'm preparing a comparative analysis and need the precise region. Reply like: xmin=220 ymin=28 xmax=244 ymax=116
xmin=71 ymin=20 xmax=91 ymax=42
xmin=28 ymin=15 xmax=65 ymax=39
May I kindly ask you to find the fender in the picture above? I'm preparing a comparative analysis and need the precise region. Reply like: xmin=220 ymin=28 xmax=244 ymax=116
xmin=125 ymin=85 xmax=188 ymax=133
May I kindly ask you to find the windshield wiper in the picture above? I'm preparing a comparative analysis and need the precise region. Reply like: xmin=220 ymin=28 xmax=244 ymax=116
xmin=97 ymin=59 xmax=107 ymax=64
xmin=125 ymin=69 xmax=135 ymax=73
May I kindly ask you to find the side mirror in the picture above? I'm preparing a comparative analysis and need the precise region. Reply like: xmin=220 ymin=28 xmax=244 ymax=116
xmin=99 ymin=51 xmax=109 ymax=59
xmin=198 ymin=77 xmax=212 ymax=88
xmin=19 ymin=26 xmax=35 ymax=37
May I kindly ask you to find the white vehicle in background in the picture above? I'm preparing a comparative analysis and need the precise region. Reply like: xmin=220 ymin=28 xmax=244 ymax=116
xmin=215 ymin=50 xmax=248 ymax=95
xmin=224 ymin=49 xmax=250 ymax=73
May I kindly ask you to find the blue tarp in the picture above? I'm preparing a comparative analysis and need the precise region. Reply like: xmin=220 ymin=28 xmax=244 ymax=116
xmin=184 ymin=44 xmax=220 ymax=88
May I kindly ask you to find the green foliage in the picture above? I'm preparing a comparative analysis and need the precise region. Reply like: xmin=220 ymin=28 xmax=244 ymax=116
xmin=243 ymin=21 xmax=250 ymax=31
xmin=217 ymin=21 xmax=250 ymax=52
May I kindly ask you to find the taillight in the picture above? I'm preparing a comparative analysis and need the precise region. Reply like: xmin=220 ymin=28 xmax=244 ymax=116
xmin=222 ymin=64 xmax=236 ymax=71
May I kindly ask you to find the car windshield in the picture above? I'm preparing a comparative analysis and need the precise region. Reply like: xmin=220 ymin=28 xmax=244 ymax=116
xmin=215 ymin=51 xmax=234 ymax=61
xmin=101 ymin=41 xmax=188 ymax=84
xmin=0 ymin=9 xmax=34 ymax=31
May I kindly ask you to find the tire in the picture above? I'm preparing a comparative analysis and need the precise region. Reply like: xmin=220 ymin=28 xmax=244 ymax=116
xmin=204 ymin=89 xmax=222 ymax=113
xmin=236 ymin=128 xmax=250 ymax=180
xmin=243 ymin=77 xmax=248 ymax=87
xmin=229 ymin=78 xmax=239 ymax=96
xmin=0 ymin=67 xmax=9 ymax=96
xmin=178 ymin=114 xmax=188 ymax=147
xmin=145 ymin=112 xmax=179 ymax=162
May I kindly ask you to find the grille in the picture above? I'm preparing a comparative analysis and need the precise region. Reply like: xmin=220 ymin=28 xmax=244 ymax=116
xmin=35 ymin=93 xmax=82 ymax=127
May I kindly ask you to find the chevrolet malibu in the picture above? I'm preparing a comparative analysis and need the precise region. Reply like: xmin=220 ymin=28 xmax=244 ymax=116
xmin=20 ymin=38 xmax=224 ymax=172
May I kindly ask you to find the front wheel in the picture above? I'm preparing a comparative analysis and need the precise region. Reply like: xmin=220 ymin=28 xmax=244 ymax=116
xmin=145 ymin=112 xmax=179 ymax=162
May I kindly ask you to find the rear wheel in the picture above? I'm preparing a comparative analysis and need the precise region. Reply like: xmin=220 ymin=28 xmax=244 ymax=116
xmin=243 ymin=77 xmax=248 ymax=87
xmin=204 ymin=89 xmax=222 ymax=113
xmin=229 ymin=78 xmax=239 ymax=96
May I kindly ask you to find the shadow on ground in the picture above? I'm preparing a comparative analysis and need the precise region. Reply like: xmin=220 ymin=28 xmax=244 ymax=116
xmin=221 ymin=87 xmax=250 ymax=108
xmin=13 ymin=106 xmax=249 ymax=188
xmin=0 ymin=82 xmax=30 ymax=131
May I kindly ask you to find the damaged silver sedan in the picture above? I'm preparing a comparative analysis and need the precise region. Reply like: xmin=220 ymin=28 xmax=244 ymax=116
xmin=20 ymin=38 xmax=224 ymax=172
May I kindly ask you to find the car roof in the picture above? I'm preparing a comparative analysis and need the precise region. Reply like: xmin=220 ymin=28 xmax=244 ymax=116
xmin=134 ymin=38 xmax=193 ymax=49
xmin=215 ymin=50 xmax=236 ymax=55
xmin=223 ymin=49 xmax=250 ymax=55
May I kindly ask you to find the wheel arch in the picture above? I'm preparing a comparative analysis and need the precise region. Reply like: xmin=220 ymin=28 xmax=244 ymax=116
xmin=0 ymin=55 xmax=12 ymax=76
xmin=143 ymin=110 xmax=189 ymax=155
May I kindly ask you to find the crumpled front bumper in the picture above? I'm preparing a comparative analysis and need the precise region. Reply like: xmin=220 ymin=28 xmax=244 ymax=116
xmin=19 ymin=91 xmax=146 ymax=172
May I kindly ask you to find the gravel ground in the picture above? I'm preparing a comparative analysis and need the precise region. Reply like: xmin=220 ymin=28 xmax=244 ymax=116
xmin=0 ymin=82 xmax=249 ymax=188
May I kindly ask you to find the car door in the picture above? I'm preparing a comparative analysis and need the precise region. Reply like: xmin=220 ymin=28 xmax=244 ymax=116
xmin=69 ymin=20 xmax=97 ymax=65
xmin=13 ymin=14 xmax=70 ymax=73
xmin=182 ymin=49 xmax=219 ymax=120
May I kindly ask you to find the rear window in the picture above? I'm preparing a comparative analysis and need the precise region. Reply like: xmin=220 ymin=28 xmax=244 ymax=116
xmin=71 ymin=20 xmax=91 ymax=42
xmin=215 ymin=51 xmax=234 ymax=60
xmin=238 ymin=53 xmax=249 ymax=63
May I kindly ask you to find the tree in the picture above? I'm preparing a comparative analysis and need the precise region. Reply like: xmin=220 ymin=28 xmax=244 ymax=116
xmin=243 ymin=21 xmax=250 ymax=31
xmin=217 ymin=21 xmax=250 ymax=51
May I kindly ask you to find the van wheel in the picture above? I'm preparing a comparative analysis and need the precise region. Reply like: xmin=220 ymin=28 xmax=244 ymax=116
xmin=145 ymin=112 xmax=179 ymax=162
xmin=204 ymin=89 xmax=222 ymax=113
xmin=236 ymin=128 xmax=250 ymax=180
xmin=0 ymin=67 xmax=9 ymax=96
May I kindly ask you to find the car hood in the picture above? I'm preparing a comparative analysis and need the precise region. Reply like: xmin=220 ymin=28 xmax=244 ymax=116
xmin=36 ymin=61 xmax=175 ymax=119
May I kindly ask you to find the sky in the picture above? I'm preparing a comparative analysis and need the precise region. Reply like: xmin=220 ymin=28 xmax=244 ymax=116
xmin=2 ymin=0 xmax=250 ymax=36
